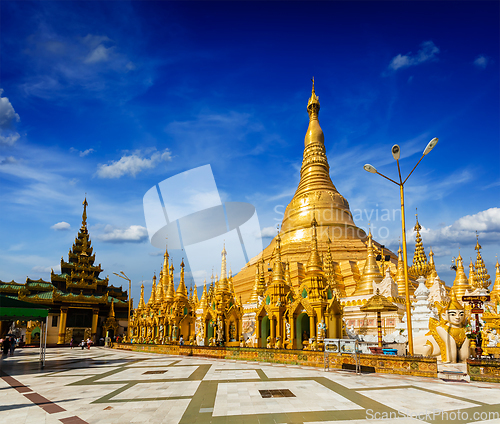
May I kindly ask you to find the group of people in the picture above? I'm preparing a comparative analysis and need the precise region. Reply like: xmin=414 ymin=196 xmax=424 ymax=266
xmin=1 ymin=336 xmax=19 ymax=356
xmin=69 ymin=338 xmax=93 ymax=349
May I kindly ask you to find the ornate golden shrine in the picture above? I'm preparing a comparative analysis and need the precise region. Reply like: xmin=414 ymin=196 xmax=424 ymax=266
xmin=0 ymin=199 xmax=129 ymax=344
xmin=130 ymin=244 xmax=243 ymax=346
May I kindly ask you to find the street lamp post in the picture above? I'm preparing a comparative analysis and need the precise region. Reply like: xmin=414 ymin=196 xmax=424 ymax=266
xmin=363 ymin=137 xmax=438 ymax=356
xmin=113 ymin=271 xmax=132 ymax=342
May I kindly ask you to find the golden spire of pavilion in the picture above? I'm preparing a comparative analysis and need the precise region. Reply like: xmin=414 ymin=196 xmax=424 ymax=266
xmin=199 ymin=281 xmax=208 ymax=309
xmin=218 ymin=244 xmax=229 ymax=293
xmin=396 ymin=246 xmax=406 ymax=296
xmin=474 ymin=234 xmax=491 ymax=290
xmin=272 ymin=232 xmax=285 ymax=282
xmin=355 ymin=229 xmax=382 ymax=295
xmin=451 ymin=252 xmax=470 ymax=298
xmin=469 ymin=259 xmax=478 ymax=290
xmin=82 ymin=197 xmax=88 ymax=229
xmin=148 ymin=274 xmax=156 ymax=306
xmin=409 ymin=212 xmax=430 ymax=278
xmin=165 ymin=262 xmax=175 ymax=302
xmin=192 ymin=284 xmax=198 ymax=303
xmin=155 ymin=270 xmax=164 ymax=305
xmin=175 ymin=259 xmax=188 ymax=300
xmin=249 ymin=263 xmax=260 ymax=303
xmin=491 ymin=258 xmax=500 ymax=302
xmin=138 ymin=283 xmax=146 ymax=309
xmin=306 ymin=213 xmax=323 ymax=274
xmin=109 ymin=298 xmax=115 ymax=317
xmin=279 ymin=80 xmax=364 ymax=245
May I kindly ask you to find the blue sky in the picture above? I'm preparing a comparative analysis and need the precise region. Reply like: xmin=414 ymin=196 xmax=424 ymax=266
xmin=1 ymin=1 xmax=499 ymax=304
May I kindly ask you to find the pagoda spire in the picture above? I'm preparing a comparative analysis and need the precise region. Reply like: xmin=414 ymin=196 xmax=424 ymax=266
xmin=82 ymin=197 xmax=88 ymax=229
xmin=249 ymin=263 xmax=260 ymax=303
xmin=355 ymin=229 xmax=382 ymax=295
xmin=138 ymin=283 xmax=146 ymax=309
xmin=155 ymin=271 xmax=164 ymax=304
xmin=491 ymin=258 xmax=500 ymax=302
xmin=306 ymin=213 xmax=323 ymax=274
xmin=199 ymin=281 xmax=208 ymax=309
xmin=175 ymin=259 xmax=188 ymax=301
xmin=148 ymin=274 xmax=156 ymax=306
xmin=474 ymin=234 xmax=491 ymax=290
xmin=165 ymin=262 xmax=175 ymax=302
xmin=426 ymin=247 xmax=438 ymax=288
xmin=451 ymin=252 xmax=470 ymax=298
xmin=468 ymin=259 xmax=477 ymax=290
xmin=218 ymin=244 xmax=229 ymax=293
xmin=272 ymin=232 xmax=285 ymax=282
xmin=280 ymin=79 xmax=363 ymax=245
xmin=193 ymin=284 xmax=198 ymax=303
xmin=409 ymin=213 xmax=429 ymax=278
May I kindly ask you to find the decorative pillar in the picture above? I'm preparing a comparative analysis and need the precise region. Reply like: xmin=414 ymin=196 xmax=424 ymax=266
xmin=255 ymin=317 xmax=260 ymax=347
xmin=270 ymin=316 xmax=276 ymax=341
xmin=290 ymin=316 xmax=295 ymax=349
xmin=309 ymin=314 xmax=315 ymax=339
xmin=377 ymin=311 xmax=383 ymax=348
xmin=91 ymin=309 xmax=99 ymax=342
xmin=58 ymin=307 xmax=68 ymax=344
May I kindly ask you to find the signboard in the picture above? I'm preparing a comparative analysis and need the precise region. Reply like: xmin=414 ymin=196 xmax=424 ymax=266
xmin=471 ymin=308 xmax=484 ymax=314
xmin=324 ymin=339 xmax=340 ymax=353
xmin=462 ymin=295 xmax=490 ymax=302
xmin=340 ymin=340 xmax=356 ymax=353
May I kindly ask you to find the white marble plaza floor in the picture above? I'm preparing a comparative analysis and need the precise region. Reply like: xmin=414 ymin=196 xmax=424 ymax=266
xmin=1 ymin=347 xmax=499 ymax=424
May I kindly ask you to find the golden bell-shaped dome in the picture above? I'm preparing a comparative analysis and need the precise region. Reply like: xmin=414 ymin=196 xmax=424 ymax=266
xmin=280 ymin=79 xmax=365 ymax=246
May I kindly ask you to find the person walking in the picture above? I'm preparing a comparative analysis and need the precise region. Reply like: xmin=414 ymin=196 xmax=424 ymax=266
xmin=179 ymin=335 xmax=184 ymax=346
xmin=2 ymin=337 xmax=10 ymax=356
xmin=70 ymin=338 xmax=74 ymax=349
xmin=81 ymin=339 xmax=85 ymax=350
xmin=86 ymin=338 xmax=92 ymax=349
xmin=9 ymin=337 xmax=16 ymax=355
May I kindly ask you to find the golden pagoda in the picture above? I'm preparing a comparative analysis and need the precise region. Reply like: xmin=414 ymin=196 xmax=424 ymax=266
xmin=0 ymin=198 xmax=128 ymax=344
xmin=232 ymin=80 xmax=395 ymax=304
xmin=408 ymin=214 xmax=431 ymax=279
xmin=473 ymin=235 xmax=491 ymax=290
xmin=491 ymin=259 xmax=500 ymax=303
xmin=451 ymin=252 xmax=470 ymax=298
xmin=131 ymin=243 xmax=242 ymax=346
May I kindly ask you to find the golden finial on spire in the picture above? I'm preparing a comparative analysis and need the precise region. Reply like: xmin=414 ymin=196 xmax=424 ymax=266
xmin=307 ymin=77 xmax=320 ymax=117
xmin=82 ymin=197 xmax=88 ymax=228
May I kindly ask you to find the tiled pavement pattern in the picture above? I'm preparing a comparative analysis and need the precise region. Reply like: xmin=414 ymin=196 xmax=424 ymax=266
xmin=1 ymin=348 xmax=500 ymax=424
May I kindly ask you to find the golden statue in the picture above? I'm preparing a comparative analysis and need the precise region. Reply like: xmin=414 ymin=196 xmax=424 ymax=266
xmin=414 ymin=293 xmax=469 ymax=363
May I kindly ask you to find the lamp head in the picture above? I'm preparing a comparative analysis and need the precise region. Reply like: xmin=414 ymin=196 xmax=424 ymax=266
xmin=423 ymin=137 xmax=438 ymax=155
xmin=391 ymin=144 xmax=400 ymax=160
xmin=363 ymin=164 xmax=377 ymax=174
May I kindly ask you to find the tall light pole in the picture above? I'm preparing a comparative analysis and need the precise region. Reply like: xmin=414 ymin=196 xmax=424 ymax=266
xmin=113 ymin=271 xmax=132 ymax=342
xmin=363 ymin=137 xmax=438 ymax=356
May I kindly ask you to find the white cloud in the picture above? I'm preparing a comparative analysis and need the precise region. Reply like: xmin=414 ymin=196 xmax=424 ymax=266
xmin=261 ymin=226 xmax=278 ymax=238
xmin=51 ymin=221 xmax=71 ymax=231
xmin=96 ymin=148 xmax=172 ymax=178
xmin=420 ymin=207 xmax=500 ymax=246
xmin=0 ymin=89 xmax=21 ymax=145
xmin=32 ymin=264 xmax=60 ymax=273
xmin=71 ymin=147 xmax=95 ymax=157
xmin=387 ymin=41 xmax=440 ymax=72
xmin=474 ymin=55 xmax=489 ymax=69
xmin=84 ymin=44 xmax=113 ymax=64
xmin=98 ymin=225 xmax=148 ymax=243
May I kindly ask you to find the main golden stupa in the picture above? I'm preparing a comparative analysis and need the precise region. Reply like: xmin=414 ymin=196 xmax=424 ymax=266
xmin=233 ymin=80 xmax=396 ymax=302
